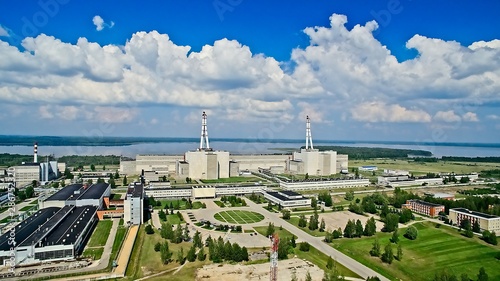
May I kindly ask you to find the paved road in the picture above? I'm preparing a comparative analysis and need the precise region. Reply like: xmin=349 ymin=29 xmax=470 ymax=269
xmin=244 ymin=199 xmax=390 ymax=281
xmin=0 ymin=199 xmax=38 ymax=221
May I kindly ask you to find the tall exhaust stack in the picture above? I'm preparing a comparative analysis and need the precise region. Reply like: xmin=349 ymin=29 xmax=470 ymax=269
xmin=199 ymin=111 xmax=211 ymax=151
xmin=306 ymin=116 xmax=314 ymax=150
xmin=33 ymin=142 xmax=38 ymax=163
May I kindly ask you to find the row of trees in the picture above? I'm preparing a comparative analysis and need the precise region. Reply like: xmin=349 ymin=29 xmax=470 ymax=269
xmin=297 ymin=209 xmax=326 ymax=232
xmin=207 ymin=236 xmax=249 ymax=263
xmin=370 ymin=238 xmax=403 ymax=264
xmin=220 ymin=195 xmax=247 ymax=206
xmin=433 ymin=267 xmax=489 ymax=281
xmin=459 ymin=218 xmax=498 ymax=245
xmin=158 ymin=222 xmax=190 ymax=244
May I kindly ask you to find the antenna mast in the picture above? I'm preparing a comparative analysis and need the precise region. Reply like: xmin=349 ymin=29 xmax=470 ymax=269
xmin=199 ymin=111 xmax=211 ymax=151
xmin=306 ymin=116 xmax=314 ymax=150
xmin=269 ymin=233 xmax=279 ymax=281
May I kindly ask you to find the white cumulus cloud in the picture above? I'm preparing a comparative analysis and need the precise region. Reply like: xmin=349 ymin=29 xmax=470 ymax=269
xmin=0 ymin=25 xmax=8 ymax=37
xmin=462 ymin=112 xmax=479 ymax=122
xmin=351 ymin=102 xmax=431 ymax=123
xmin=93 ymin=15 xmax=114 ymax=31
xmin=434 ymin=110 xmax=461 ymax=123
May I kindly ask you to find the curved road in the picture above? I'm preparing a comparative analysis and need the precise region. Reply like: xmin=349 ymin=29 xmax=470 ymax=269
xmin=244 ymin=199 xmax=390 ymax=281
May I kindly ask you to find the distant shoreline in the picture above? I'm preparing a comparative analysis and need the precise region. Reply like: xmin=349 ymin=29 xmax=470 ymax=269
xmin=0 ymin=135 xmax=499 ymax=148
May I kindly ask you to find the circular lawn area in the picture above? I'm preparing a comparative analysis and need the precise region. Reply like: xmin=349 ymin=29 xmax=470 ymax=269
xmin=213 ymin=210 xmax=264 ymax=224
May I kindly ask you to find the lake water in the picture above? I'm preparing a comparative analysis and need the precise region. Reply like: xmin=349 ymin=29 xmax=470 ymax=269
xmin=1 ymin=140 xmax=500 ymax=158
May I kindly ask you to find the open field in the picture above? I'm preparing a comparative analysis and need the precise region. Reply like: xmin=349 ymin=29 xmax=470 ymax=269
xmin=200 ymin=176 xmax=262 ymax=184
xmin=351 ymin=159 xmax=500 ymax=175
xmin=167 ymin=214 xmax=182 ymax=225
xmin=253 ymin=225 xmax=296 ymax=239
xmin=214 ymin=210 xmax=264 ymax=224
xmin=87 ymin=220 xmax=112 ymax=248
xmin=331 ymin=222 xmax=500 ymax=281
xmin=82 ymin=247 xmax=104 ymax=260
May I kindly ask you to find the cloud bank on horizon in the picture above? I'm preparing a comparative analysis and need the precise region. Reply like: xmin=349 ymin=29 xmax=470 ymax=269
xmin=0 ymin=13 xmax=499 ymax=142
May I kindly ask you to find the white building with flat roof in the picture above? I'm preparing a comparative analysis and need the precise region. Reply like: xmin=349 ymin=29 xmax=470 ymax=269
xmin=449 ymin=208 xmax=500 ymax=232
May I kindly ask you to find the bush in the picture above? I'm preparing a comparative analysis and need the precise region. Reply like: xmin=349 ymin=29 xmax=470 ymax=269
xmin=145 ymin=224 xmax=154 ymax=234
xmin=404 ymin=226 xmax=418 ymax=240
xmin=299 ymin=242 xmax=310 ymax=252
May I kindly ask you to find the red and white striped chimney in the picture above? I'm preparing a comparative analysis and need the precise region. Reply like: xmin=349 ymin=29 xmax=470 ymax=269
xmin=34 ymin=142 xmax=38 ymax=163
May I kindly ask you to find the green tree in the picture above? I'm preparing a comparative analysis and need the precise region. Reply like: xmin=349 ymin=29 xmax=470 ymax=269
xmin=123 ymin=175 xmax=128 ymax=186
xmin=383 ymin=213 xmax=399 ymax=232
xmin=391 ymin=229 xmax=399 ymax=244
xmin=460 ymin=273 xmax=469 ymax=281
xmin=197 ymin=246 xmax=206 ymax=261
xmin=298 ymin=214 xmax=307 ymax=227
xmin=158 ymin=210 xmax=167 ymax=221
xmin=90 ymin=164 xmax=95 ymax=171
xmin=344 ymin=190 xmax=354 ymax=201
xmin=160 ymin=241 xmax=172 ymax=264
xmin=399 ymin=208 xmax=413 ymax=224
xmin=308 ymin=210 xmax=319 ymax=230
xmin=60 ymin=181 xmax=66 ymax=187
xmin=311 ymin=197 xmax=317 ymax=209
xmin=25 ymin=186 xmax=34 ymax=198
xmin=193 ymin=230 xmax=202 ymax=248
xmin=299 ymin=242 xmax=310 ymax=252
xmin=282 ymin=209 xmax=291 ymax=220
xmin=241 ymin=246 xmax=249 ymax=261
xmin=472 ymin=220 xmax=481 ymax=233
xmin=102 ymin=165 xmax=106 ymax=171
xmin=186 ymin=245 xmax=197 ymax=262
xmin=277 ymin=237 xmax=290 ymax=260
xmin=364 ymin=217 xmax=377 ymax=236
xmin=396 ymin=244 xmax=403 ymax=261
xmin=320 ymin=218 xmax=326 ymax=232
xmin=326 ymin=256 xmax=334 ymax=269
xmin=477 ymin=267 xmax=488 ymax=281
xmin=380 ymin=203 xmax=389 ymax=218
xmin=322 ymin=265 xmax=346 ymax=281
xmin=154 ymin=242 xmax=161 ymax=252
xmin=366 ymin=277 xmax=381 ymax=281
xmin=404 ymin=226 xmax=418 ymax=240
xmin=291 ymin=235 xmax=296 ymax=248
xmin=464 ymin=220 xmax=474 ymax=238
xmin=108 ymin=177 xmax=116 ymax=188
xmin=52 ymin=182 xmax=60 ymax=188
xmin=64 ymin=168 xmax=74 ymax=180
xmin=114 ymin=170 xmax=120 ymax=179
xmin=370 ymin=238 xmax=381 ymax=257
xmin=266 ymin=223 xmax=275 ymax=237
xmin=381 ymin=243 xmax=393 ymax=264
xmin=145 ymin=224 xmax=154 ymax=234
xmin=177 ymin=247 xmax=185 ymax=264
xmin=355 ymin=219 xmax=364 ymax=237
xmin=343 ymin=219 xmax=356 ymax=238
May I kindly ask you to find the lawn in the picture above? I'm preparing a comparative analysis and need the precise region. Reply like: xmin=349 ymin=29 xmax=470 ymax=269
xmin=111 ymin=226 xmax=127 ymax=264
xmin=19 ymin=205 xmax=35 ymax=212
xmin=167 ymin=214 xmax=182 ymax=225
xmin=159 ymin=199 xmax=204 ymax=210
xmin=125 ymin=225 xmax=210 ymax=280
xmin=331 ymin=222 xmax=500 ymax=281
xmin=214 ymin=210 xmax=264 ymax=224
xmin=253 ymin=225 xmax=296 ymax=239
xmin=87 ymin=220 xmax=113 ymax=247
xmin=82 ymin=247 xmax=104 ymax=260
xmin=288 ymin=217 xmax=327 ymax=237
xmin=88 ymin=220 xmax=113 ymax=247
xmin=350 ymin=159 xmax=500 ymax=176
xmin=199 ymin=176 xmax=261 ymax=184
xmin=294 ymin=244 xmax=360 ymax=279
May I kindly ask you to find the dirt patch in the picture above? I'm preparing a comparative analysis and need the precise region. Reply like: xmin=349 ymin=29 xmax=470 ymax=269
xmin=196 ymin=258 xmax=323 ymax=281
xmin=318 ymin=211 xmax=384 ymax=232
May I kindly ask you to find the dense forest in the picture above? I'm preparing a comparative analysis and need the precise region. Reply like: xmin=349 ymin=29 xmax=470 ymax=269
xmin=0 ymin=154 xmax=122 ymax=167
xmin=441 ymin=156 xmax=500 ymax=163
xmin=301 ymin=146 xmax=432 ymax=159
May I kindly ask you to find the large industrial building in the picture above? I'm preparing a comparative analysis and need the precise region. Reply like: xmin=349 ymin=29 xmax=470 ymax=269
xmin=449 ymin=208 xmax=500 ymax=232
xmin=0 ymin=205 xmax=98 ymax=266
xmin=263 ymin=190 xmax=312 ymax=208
xmin=144 ymin=184 xmax=264 ymax=200
xmin=6 ymin=143 xmax=60 ymax=187
xmin=40 ymin=183 xmax=111 ymax=209
xmin=119 ymin=114 xmax=349 ymax=185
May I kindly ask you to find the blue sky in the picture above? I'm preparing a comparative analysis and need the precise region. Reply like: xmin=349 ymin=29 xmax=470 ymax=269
xmin=1 ymin=0 xmax=500 ymax=143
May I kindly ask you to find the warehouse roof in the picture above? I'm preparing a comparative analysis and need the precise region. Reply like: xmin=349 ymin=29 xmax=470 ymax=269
xmin=78 ymin=183 xmax=109 ymax=200
xmin=44 ymin=206 xmax=97 ymax=245
xmin=46 ymin=184 xmax=83 ymax=201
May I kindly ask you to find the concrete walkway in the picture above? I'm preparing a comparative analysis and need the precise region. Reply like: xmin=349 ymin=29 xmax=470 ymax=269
xmin=113 ymin=225 xmax=139 ymax=276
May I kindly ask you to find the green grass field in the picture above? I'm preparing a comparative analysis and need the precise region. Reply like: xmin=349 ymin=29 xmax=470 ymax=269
xmin=87 ymin=220 xmax=112 ymax=247
xmin=214 ymin=210 xmax=264 ymax=224
xmin=288 ymin=216 xmax=327 ymax=237
xmin=82 ymin=247 xmax=104 ymax=260
xmin=351 ymin=159 xmax=500 ymax=175
xmin=19 ymin=205 xmax=35 ymax=212
xmin=253 ymin=225 xmax=296 ymax=239
xmin=331 ymin=222 xmax=500 ymax=281
xmin=167 ymin=214 xmax=182 ymax=225
xmin=200 ymin=176 xmax=261 ymax=184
